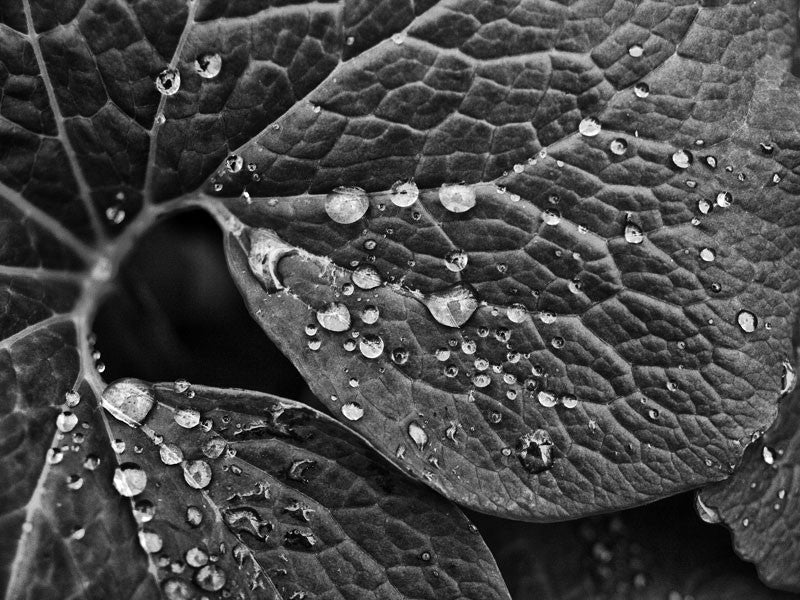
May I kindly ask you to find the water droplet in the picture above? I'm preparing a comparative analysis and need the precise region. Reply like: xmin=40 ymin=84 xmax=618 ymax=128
xmin=195 ymin=564 xmax=227 ymax=592
xmin=390 ymin=180 xmax=419 ymax=207
xmin=360 ymin=305 xmax=380 ymax=325
xmin=325 ymin=187 xmax=369 ymax=224
xmin=537 ymin=391 xmax=557 ymax=408
xmin=672 ymin=149 xmax=694 ymax=169
xmin=422 ymin=284 xmax=478 ymax=328
xmin=183 ymin=460 xmax=213 ymax=489
xmin=697 ymin=199 xmax=712 ymax=214
xmin=435 ymin=347 xmax=451 ymax=361
xmin=186 ymin=547 xmax=209 ymax=568
xmin=472 ymin=373 xmax=491 ymax=388
xmin=628 ymin=44 xmax=643 ymax=57
xmin=225 ymin=154 xmax=243 ymax=173
xmin=444 ymin=249 xmax=468 ymax=272
xmin=517 ymin=429 xmax=554 ymax=473
xmin=186 ymin=506 xmax=203 ymax=527
xmin=736 ymin=310 xmax=757 ymax=333
xmin=507 ymin=303 xmax=527 ymax=323
xmin=439 ymin=183 xmax=476 ymax=213
xmin=624 ymin=222 xmax=644 ymax=244
xmin=461 ymin=339 xmax=476 ymax=355
xmin=578 ymin=117 xmax=601 ymax=137
xmin=113 ymin=464 xmax=147 ymax=497
xmin=316 ymin=302 xmax=351 ymax=332
xmin=699 ymin=247 xmax=715 ymax=262
xmin=609 ymin=138 xmax=628 ymax=155
xmin=408 ymin=421 xmax=428 ymax=451
xmin=633 ymin=82 xmax=650 ymax=98
xmin=202 ymin=436 xmax=226 ymax=459
xmin=341 ymin=402 xmax=364 ymax=421
xmin=551 ymin=336 xmax=565 ymax=349
xmin=781 ymin=360 xmax=796 ymax=395
xmin=352 ymin=265 xmax=382 ymax=289
xmin=391 ymin=32 xmax=405 ymax=45
xmin=159 ymin=443 xmax=184 ymax=465
xmin=694 ymin=494 xmax=721 ymax=524
xmin=56 ymin=411 xmax=78 ymax=433
xmin=560 ymin=394 xmax=578 ymax=409
xmin=194 ymin=52 xmax=221 ymax=78
xmin=66 ymin=474 xmax=84 ymax=490
xmin=138 ymin=530 xmax=163 ymax=553
xmin=391 ymin=347 xmax=409 ymax=364
xmin=762 ymin=446 xmax=776 ymax=465
xmin=648 ymin=408 xmax=660 ymax=420
xmin=542 ymin=209 xmax=561 ymax=225
xmin=174 ymin=407 xmax=201 ymax=429
xmin=359 ymin=334 xmax=384 ymax=359
xmin=133 ymin=499 xmax=155 ymax=524
xmin=102 ymin=379 xmax=155 ymax=428
xmin=715 ymin=191 xmax=732 ymax=207
xmin=155 ymin=67 xmax=180 ymax=96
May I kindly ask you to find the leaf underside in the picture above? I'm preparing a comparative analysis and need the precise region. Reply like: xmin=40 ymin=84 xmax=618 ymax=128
xmin=1 ymin=0 xmax=800 ymax=596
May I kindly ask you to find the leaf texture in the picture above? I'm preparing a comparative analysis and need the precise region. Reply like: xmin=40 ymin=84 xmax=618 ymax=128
xmin=212 ymin=0 xmax=800 ymax=520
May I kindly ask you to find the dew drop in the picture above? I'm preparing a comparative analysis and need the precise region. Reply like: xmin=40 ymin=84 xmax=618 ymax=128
xmin=517 ymin=429 xmax=554 ymax=473
xmin=715 ymin=191 xmax=732 ymax=208
xmin=102 ymin=379 xmax=155 ymax=428
xmin=113 ymin=464 xmax=147 ymax=497
xmin=444 ymin=249 xmax=468 ymax=272
xmin=762 ymin=446 xmax=775 ymax=465
xmin=633 ymin=82 xmax=650 ymax=98
xmin=671 ymin=149 xmax=692 ymax=169
xmin=624 ymin=222 xmax=644 ymax=244
xmin=352 ymin=265 xmax=382 ymax=289
xmin=422 ymin=284 xmax=478 ymax=328
xmin=66 ymin=474 xmax=84 ymax=490
xmin=186 ymin=547 xmax=209 ymax=568
xmin=174 ymin=407 xmax=201 ymax=429
xmin=390 ymin=180 xmax=419 ymax=207
xmin=195 ymin=564 xmax=227 ymax=592
xmin=628 ymin=44 xmax=644 ymax=57
xmin=325 ymin=187 xmax=369 ymax=224
xmin=56 ymin=411 xmax=78 ymax=433
xmin=699 ymin=247 xmax=716 ymax=262
xmin=694 ymin=494 xmax=721 ymax=524
xmin=194 ymin=52 xmax=221 ymax=78
xmin=359 ymin=334 xmax=384 ymax=358
xmin=472 ymin=373 xmax=491 ymax=388
xmin=183 ymin=460 xmax=213 ymax=489
xmin=139 ymin=530 xmax=163 ymax=553
xmin=697 ymin=199 xmax=712 ymax=214
xmin=225 ymin=154 xmax=243 ymax=173
xmin=155 ymin=68 xmax=180 ymax=95
xmin=316 ymin=302 xmax=351 ymax=332
xmin=542 ymin=209 xmax=561 ymax=225
xmin=507 ymin=303 xmax=527 ymax=323
xmin=736 ymin=310 xmax=757 ymax=333
xmin=159 ymin=443 xmax=184 ymax=465
xmin=439 ymin=184 xmax=476 ymax=213
xmin=609 ymin=138 xmax=628 ymax=155
xmin=435 ymin=347 xmax=451 ymax=361
xmin=578 ymin=117 xmax=601 ymax=137
xmin=186 ymin=506 xmax=203 ymax=527
xmin=339 ymin=401 xmax=365 ymax=422
xmin=781 ymin=360 xmax=796 ymax=395
xmin=408 ymin=421 xmax=428 ymax=451
xmin=360 ymin=305 xmax=380 ymax=325
xmin=560 ymin=394 xmax=578 ymax=409
xmin=537 ymin=391 xmax=557 ymax=408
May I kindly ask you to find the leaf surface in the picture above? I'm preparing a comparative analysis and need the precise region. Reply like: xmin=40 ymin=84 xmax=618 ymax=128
xmin=212 ymin=1 xmax=800 ymax=520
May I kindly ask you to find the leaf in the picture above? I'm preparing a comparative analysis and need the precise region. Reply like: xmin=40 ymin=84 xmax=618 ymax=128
xmin=209 ymin=1 xmax=800 ymax=520
xmin=698 ymin=379 xmax=800 ymax=592
xmin=98 ymin=380 xmax=511 ymax=600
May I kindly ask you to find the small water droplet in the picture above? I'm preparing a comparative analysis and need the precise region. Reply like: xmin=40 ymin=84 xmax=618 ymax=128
xmin=422 ymin=284 xmax=478 ymax=328
xmin=183 ymin=460 xmax=213 ymax=489
xmin=472 ymin=373 xmax=491 ymax=388
xmin=174 ymin=407 xmax=201 ymax=429
xmin=360 ymin=305 xmax=380 ymax=325
xmin=66 ymin=474 xmax=84 ymax=490
xmin=609 ymin=138 xmax=628 ymax=155
xmin=325 ymin=187 xmax=369 ymax=224
xmin=56 ymin=411 xmax=78 ymax=433
xmin=560 ymin=394 xmax=578 ymax=409
xmin=671 ymin=149 xmax=692 ymax=169
xmin=390 ymin=180 xmax=419 ymax=207
xmin=715 ymin=191 xmax=732 ymax=207
xmin=628 ymin=44 xmax=643 ymax=57
xmin=186 ymin=547 xmax=209 ymax=568
xmin=578 ymin=117 xmax=601 ymax=137
xmin=542 ymin=209 xmax=561 ymax=225
xmin=444 ymin=249 xmax=468 ymax=272
xmin=537 ymin=391 xmax=557 ymax=408
xmin=699 ymin=247 xmax=716 ymax=262
xmin=736 ymin=310 xmax=757 ymax=333
xmin=697 ymin=199 xmax=712 ymax=214
xmin=633 ymin=82 xmax=650 ymax=98
xmin=316 ymin=302 xmax=351 ymax=332
xmin=338 ymin=401 xmax=365 ymax=424
xmin=155 ymin=68 xmax=180 ymax=96
xmin=138 ymin=530 xmax=163 ymax=553
xmin=439 ymin=183 xmax=476 ymax=213
xmin=194 ymin=52 xmax=221 ymax=78
xmin=781 ymin=360 xmax=796 ymax=395
xmin=113 ymin=464 xmax=147 ymax=497
xmin=352 ymin=265 xmax=382 ymax=289
xmin=624 ymin=221 xmax=644 ymax=244
xmin=408 ymin=421 xmax=428 ymax=451
xmin=159 ymin=443 xmax=184 ymax=465
xmin=102 ymin=379 xmax=155 ymax=428
xmin=391 ymin=347 xmax=409 ymax=364
xmin=195 ymin=564 xmax=227 ymax=592
xmin=762 ymin=446 xmax=775 ymax=465
xmin=186 ymin=506 xmax=203 ymax=527
xmin=359 ymin=334 xmax=384 ymax=358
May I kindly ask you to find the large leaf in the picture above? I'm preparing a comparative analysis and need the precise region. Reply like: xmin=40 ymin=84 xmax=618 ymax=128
xmin=698 ymin=379 xmax=800 ymax=592
xmin=0 ymin=0 xmax=510 ymax=596
xmin=208 ymin=0 xmax=800 ymax=520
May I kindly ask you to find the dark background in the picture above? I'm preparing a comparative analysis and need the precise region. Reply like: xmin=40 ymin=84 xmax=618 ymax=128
xmin=94 ymin=211 xmax=795 ymax=599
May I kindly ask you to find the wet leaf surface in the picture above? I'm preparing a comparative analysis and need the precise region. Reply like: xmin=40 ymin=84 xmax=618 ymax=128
xmin=214 ymin=1 xmax=800 ymax=521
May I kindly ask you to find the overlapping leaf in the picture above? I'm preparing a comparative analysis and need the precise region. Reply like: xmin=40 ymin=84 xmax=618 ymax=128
xmin=211 ymin=0 xmax=800 ymax=520
xmin=699 ymin=381 xmax=800 ymax=592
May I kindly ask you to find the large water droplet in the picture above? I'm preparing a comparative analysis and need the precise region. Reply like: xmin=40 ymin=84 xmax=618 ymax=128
xmin=56 ymin=411 xmax=78 ymax=433
xmin=316 ymin=302 xmax=351 ymax=332
xmin=624 ymin=222 xmax=644 ymax=244
xmin=174 ymin=407 xmax=201 ymax=429
xmin=102 ymin=379 xmax=155 ymax=428
xmin=517 ymin=429 xmax=554 ymax=473
xmin=439 ymin=184 xmax=476 ymax=213
xmin=195 ymin=565 xmax=227 ymax=592
xmin=359 ymin=334 xmax=384 ymax=358
xmin=736 ymin=310 xmax=757 ymax=333
xmin=408 ymin=421 xmax=428 ymax=451
xmin=225 ymin=154 xmax=243 ymax=173
xmin=325 ymin=187 xmax=369 ymax=224
xmin=699 ymin=247 xmax=716 ymax=262
xmin=507 ymin=303 xmax=527 ymax=323
xmin=578 ymin=117 xmax=601 ymax=137
xmin=715 ymin=191 xmax=732 ymax=207
xmin=352 ymin=265 xmax=382 ymax=289
xmin=390 ymin=180 xmax=419 ymax=207
xmin=444 ymin=250 xmax=468 ymax=272
xmin=159 ymin=443 xmax=184 ymax=465
xmin=422 ymin=284 xmax=478 ymax=328
xmin=542 ymin=209 xmax=561 ymax=225
xmin=113 ymin=463 xmax=147 ymax=497
xmin=633 ymin=82 xmax=650 ymax=98
xmin=341 ymin=402 xmax=364 ymax=421
xmin=609 ymin=138 xmax=628 ymax=155
xmin=183 ymin=460 xmax=213 ymax=489
xmin=781 ymin=360 xmax=797 ymax=395
xmin=138 ymin=530 xmax=163 ymax=553
xmin=671 ymin=149 xmax=692 ymax=169
xmin=360 ymin=305 xmax=380 ymax=325
xmin=194 ymin=52 xmax=221 ymax=79
xmin=155 ymin=68 xmax=180 ymax=96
